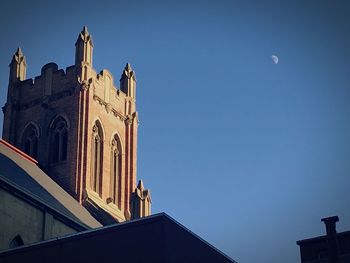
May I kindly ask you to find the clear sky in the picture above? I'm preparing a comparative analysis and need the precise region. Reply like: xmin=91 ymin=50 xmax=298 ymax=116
xmin=1 ymin=1 xmax=350 ymax=262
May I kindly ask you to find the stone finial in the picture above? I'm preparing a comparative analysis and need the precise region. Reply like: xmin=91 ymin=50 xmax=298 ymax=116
xmin=16 ymin=47 xmax=23 ymax=57
xmin=137 ymin=179 xmax=144 ymax=191
xmin=12 ymin=47 xmax=25 ymax=63
xmin=75 ymin=26 xmax=93 ymax=66
xmin=131 ymin=180 xmax=151 ymax=219
xmin=9 ymin=47 xmax=26 ymax=82
xmin=123 ymin=63 xmax=135 ymax=78
xmin=120 ymin=63 xmax=136 ymax=98
xmin=77 ymin=26 xmax=92 ymax=42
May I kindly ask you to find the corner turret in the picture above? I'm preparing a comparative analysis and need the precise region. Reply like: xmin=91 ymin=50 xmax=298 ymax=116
xmin=120 ymin=63 xmax=136 ymax=98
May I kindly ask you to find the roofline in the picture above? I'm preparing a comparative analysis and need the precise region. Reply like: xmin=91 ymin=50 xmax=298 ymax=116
xmin=0 ymin=174 xmax=91 ymax=231
xmin=0 ymin=212 xmax=236 ymax=262
xmin=297 ymin=230 xmax=350 ymax=245
xmin=0 ymin=139 xmax=38 ymax=164
xmin=0 ymin=213 xmax=167 ymax=255
xmin=162 ymin=213 xmax=237 ymax=262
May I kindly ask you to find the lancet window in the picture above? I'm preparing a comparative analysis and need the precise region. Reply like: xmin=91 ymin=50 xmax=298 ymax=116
xmin=22 ymin=124 xmax=39 ymax=159
xmin=111 ymin=135 xmax=122 ymax=208
xmin=91 ymin=121 xmax=103 ymax=196
xmin=50 ymin=117 xmax=68 ymax=163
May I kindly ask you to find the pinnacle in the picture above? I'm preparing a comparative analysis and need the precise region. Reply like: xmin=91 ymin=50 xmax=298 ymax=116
xmin=81 ymin=26 xmax=90 ymax=36
xmin=137 ymin=179 xmax=144 ymax=190
xmin=125 ymin=62 xmax=132 ymax=71
xmin=16 ymin=47 xmax=23 ymax=56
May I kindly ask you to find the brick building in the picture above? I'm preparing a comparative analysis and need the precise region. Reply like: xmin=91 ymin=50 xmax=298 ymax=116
xmin=2 ymin=26 xmax=151 ymax=224
xmin=297 ymin=216 xmax=350 ymax=263
xmin=0 ymin=27 xmax=237 ymax=262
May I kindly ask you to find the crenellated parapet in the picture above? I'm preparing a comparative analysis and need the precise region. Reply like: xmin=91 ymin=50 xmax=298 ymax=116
xmin=6 ymin=27 xmax=137 ymax=119
xmin=91 ymin=68 xmax=137 ymax=118
xmin=7 ymin=62 xmax=78 ymax=110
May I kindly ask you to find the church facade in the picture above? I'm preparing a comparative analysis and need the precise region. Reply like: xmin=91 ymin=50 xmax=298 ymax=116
xmin=2 ymin=26 xmax=151 ymax=224
xmin=0 ymin=27 xmax=237 ymax=263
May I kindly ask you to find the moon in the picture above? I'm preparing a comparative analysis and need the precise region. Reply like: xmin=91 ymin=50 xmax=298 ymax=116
xmin=271 ymin=55 xmax=279 ymax=64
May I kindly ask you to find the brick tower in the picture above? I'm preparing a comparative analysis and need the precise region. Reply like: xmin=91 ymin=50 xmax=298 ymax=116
xmin=2 ymin=27 xmax=151 ymax=224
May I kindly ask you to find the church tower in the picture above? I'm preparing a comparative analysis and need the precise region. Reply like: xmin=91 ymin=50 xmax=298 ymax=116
xmin=2 ymin=27 xmax=151 ymax=224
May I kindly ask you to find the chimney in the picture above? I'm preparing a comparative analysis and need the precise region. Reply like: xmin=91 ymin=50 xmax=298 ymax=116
xmin=321 ymin=216 xmax=339 ymax=263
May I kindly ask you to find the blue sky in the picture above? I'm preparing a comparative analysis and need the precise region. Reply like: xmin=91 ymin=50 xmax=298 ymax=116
xmin=1 ymin=1 xmax=350 ymax=262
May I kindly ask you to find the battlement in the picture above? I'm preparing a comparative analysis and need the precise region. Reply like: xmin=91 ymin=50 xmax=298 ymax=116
xmin=11 ymin=60 xmax=134 ymax=118
xmin=7 ymin=25 xmax=136 ymax=118
xmin=14 ymin=63 xmax=77 ymax=106
xmin=92 ymin=69 xmax=130 ymax=116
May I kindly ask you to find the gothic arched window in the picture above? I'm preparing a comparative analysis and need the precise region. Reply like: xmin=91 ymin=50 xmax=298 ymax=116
xmin=110 ymin=135 xmax=122 ymax=208
xmin=9 ymin=235 xmax=24 ymax=248
xmin=91 ymin=121 xmax=103 ymax=196
xmin=22 ymin=124 xmax=39 ymax=159
xmin=50 ymin=117 xmax=68 ymax=163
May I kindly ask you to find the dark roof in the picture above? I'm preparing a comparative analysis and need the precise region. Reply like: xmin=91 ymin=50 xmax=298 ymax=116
xmin=297 ymin=230 xmax=350 ymax=245
xmin=0 ymin=213 xmax=236 ymax=263
xmin=0 ymin=139 xmax=101 ymax=229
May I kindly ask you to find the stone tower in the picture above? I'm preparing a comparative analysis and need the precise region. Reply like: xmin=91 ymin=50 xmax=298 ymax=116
xmin=2 ymin=27 xmax=151 ymax=224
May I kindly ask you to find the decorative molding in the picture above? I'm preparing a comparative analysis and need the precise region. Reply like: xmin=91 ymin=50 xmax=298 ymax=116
xmin=81 ymin=82 xmax=89 ymax=91
xmin=105 ymin=103 xmax=112 ymax=113
xmin=80 ymin=78 xmax=92 ymax=91
xmin=92 ymin=94 xmax=125 ymax=120
xmin=125 ymin=115 xmax=133 ymax=126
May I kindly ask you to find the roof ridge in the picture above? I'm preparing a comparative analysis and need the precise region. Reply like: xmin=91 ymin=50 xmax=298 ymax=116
xmin=0 ymin=139 xmax=38 ymax=164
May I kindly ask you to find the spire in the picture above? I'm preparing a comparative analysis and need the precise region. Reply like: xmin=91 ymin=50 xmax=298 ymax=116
xmin=120 ymin=63 xmax=136 ymax=98
xmin=9 ymin=47 xmax=26 ymax=82
xmin=75 ymin=26 xmax=93 ymax=66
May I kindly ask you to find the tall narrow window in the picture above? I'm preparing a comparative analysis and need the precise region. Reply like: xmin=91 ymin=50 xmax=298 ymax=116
xmin=50 ymin=117 xmax=68 ymax=163
xmin=22 ymin=124 xmax=39 ymax=159
xmin=110 ymin=136 xmax=122 ymax=208
xmin=91 ymin=122 xmax=103 ymax=196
